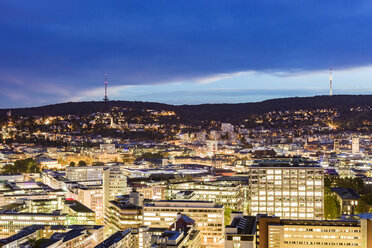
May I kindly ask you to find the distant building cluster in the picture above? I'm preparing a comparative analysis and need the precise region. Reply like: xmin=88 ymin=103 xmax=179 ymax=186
xmin=0 ymin=105 xmax=372 ymax=247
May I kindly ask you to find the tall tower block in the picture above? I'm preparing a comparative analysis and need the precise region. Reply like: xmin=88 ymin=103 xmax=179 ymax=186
xmin=352 ymin=137 xmax=359 ymax=155
xmin=329 ymin=67 xmax=333 ymax=96
xmin=103 ymin=73 xmax=109 ymax=102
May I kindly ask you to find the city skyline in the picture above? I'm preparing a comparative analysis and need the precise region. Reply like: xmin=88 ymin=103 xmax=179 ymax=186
xmin=2 ymin=1 xmax=372 ymax=248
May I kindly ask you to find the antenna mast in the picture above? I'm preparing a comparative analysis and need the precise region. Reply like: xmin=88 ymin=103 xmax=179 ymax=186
xmin=103 ymin=73 xmax=109 ymax=102
xmin=329 ymin=67 xmax=333 ymax=96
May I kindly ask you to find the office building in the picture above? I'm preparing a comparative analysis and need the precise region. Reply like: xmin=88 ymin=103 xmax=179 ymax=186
xmin=104 ymin=192 xmax=143 ymax=236
xmin=167 ymin=181 xmax=244 ymax=211
xmin=95 ymin=229 xmax=134 ymax=248
xmin=0 ymin=225 xmax=104 ymax=248
xmin=352 ymin=137 xmax=360 ymax=155
xmin=143 ymin=200 xmax=224 ymax=248
xmin=103 ymin=165 xmax=128 ymax=212
xmin=248 ymin=157 xmax=324 ymax=219
xmin=67 ymin=184 xmax=103 ymax=218
xmin=0 ymin=199 xmax=96 ymax=238
xmin=66 ymin=165 xmax=105 ymax=181
xmin=258 ymin=216 xmax=372 ymax=248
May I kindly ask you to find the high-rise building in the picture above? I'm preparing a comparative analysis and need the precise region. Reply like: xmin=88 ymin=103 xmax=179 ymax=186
xmin=143 ymin=200 xmax=225 ymax=248
xmin=103 ymin=166 xmax=128 ymax=212
xmin=248 ymin=157 xmax=324 ymax=220
xmin=334 ymin=139 xmax=340 ymax=153
xmin=352 ymin=137 xmax=360 ymax=155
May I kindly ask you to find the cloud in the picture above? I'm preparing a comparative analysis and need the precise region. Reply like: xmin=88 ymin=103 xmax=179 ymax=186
xmin=194 ymin=72 xmax=249 ymax=84
xmin=1 ymin=0 xmax=372 ymax=106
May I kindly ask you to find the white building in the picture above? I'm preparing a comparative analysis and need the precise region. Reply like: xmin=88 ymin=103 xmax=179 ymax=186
xmin=352 ymin=137 xmax=360 ymax=155
xmin=248 ymin=158 xmax=324 ymax=220
xmin=221 ymin=123 xmax=234 ymax=135
xmin=100 ymin=143 xmax=116 ymax=154
xmin=143 ymin=200 xmax=225 ymax=248
xmin=103 ymin=166 xmax=128 ymax=211
xmin=66 ymin=165 xmax=105 ymax=181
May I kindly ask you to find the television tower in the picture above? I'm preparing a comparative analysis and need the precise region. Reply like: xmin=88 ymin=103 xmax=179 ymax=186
xmin=329 ymin=67 xmax=333 ymax=96
xmin=103 ymin=73 xmax=109 ymax=102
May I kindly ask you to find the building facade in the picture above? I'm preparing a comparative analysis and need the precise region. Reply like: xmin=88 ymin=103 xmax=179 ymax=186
xmin=248 ymin=158 xmax=324 ymax=219
xmin=143 ymin=200 xmax=224 ymax=248
xmin=259 ymin=217 xmax=372 ymax=248
xmin=167 ymin=181 xmax=244 ymax=211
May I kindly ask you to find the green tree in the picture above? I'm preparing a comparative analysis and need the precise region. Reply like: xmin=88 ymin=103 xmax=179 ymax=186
xmin=69 ymin=161 xmax=76 ymax=167
xmin=122 ymin=155 xmax=134 ymax=164
xmin=138 ymin=152 xmax=164 ymax=159
xmin=356 ymin=199 xmax=369 ymax=214
xmin=2 ymin=158 xmax=39 ymax=174
xmin=324 ymin=177 xmax=332 ymax=188
xmin=324 ymin=195 xmax=340 ymax=219
xmin=327 ymin=177 xmax=365 ymax=194
xmin=224 ymin=207 xmax=237 ymax=225
xmin=78 ymin=160 xmax=87 ymax=166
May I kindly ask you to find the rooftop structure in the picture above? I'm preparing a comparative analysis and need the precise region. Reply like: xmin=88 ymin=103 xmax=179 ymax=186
xmin=225 ymin=212 xmax=256 ymax=248
xmin=0 ymin=225 xmax=104 ymax=248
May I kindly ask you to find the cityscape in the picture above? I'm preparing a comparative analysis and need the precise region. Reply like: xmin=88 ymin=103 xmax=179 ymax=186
xmin=2 ymin=1 xmax=372 ymax=248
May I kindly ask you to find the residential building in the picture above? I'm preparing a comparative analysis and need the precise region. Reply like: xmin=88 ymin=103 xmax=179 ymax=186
xmin=331 ymin=187 xmax=360 ymax=215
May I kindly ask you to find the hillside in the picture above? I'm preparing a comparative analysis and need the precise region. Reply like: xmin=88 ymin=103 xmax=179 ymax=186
xmin=1 ymin=95 xmax=372 ymax=122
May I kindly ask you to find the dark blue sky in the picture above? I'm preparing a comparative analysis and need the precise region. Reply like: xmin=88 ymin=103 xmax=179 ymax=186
xmin=1 ymin=0 xmax=372 ymax=107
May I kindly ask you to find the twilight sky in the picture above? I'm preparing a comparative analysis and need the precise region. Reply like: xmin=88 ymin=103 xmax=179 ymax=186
xmin=1 ymin=0 xmax=372 ymax=107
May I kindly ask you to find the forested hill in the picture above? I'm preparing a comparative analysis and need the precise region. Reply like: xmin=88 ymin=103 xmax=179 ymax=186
xmin=1 ymin=95 xmax=371 ymax=122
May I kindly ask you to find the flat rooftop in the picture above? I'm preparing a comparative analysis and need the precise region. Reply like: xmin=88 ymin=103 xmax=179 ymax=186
xmin=146 ymin=200 xmax=222 ymax=208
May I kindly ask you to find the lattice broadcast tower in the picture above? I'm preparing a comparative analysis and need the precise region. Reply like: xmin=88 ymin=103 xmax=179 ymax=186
xmin=103 ymin=73 xmax=109 ymax=102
